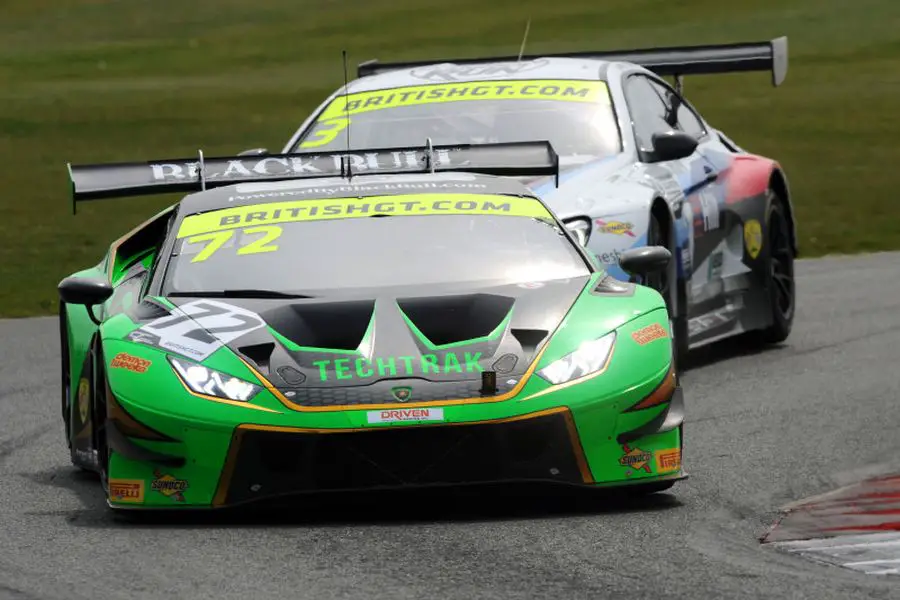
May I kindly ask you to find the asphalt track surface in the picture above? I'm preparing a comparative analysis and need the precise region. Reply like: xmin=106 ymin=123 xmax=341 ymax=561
xmin=1 ymin=253 xmax=900 ymax=600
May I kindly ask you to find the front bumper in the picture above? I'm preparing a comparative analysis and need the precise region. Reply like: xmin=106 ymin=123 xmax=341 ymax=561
xmin=106 ymin=382 xmax=685 ymax=510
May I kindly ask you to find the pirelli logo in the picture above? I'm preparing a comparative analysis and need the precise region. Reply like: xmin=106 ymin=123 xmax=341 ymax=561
xmin=655 ymin=449 xmax=681 ymax=474
xmin=109 ymin=479 xmax=145 ymax=503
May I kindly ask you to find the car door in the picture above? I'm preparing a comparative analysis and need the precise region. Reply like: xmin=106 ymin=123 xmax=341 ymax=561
xmin=643 ymin=78 xmax=730 ymax=297
xmin=624 ymin=73 xmax=724 ymax=292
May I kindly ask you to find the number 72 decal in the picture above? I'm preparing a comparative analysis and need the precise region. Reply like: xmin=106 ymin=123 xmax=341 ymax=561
xmin=130 ymin=300 xmax=266 ymax=361
xmin=185 ymin=225 xmax=282 ymax=263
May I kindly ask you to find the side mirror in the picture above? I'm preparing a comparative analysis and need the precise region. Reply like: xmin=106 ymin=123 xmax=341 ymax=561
xmin=648 ymin=131 xmax=698 ymax=162
xmin=619 ymin=246 xmax=671 ymax=277
xmin=563 ymin=218 xmax=591 ymax=247
xmin=238 ymin=148 xmax=269 ymax=157
xmin=58 ymin=276 xmax=113 ymax=306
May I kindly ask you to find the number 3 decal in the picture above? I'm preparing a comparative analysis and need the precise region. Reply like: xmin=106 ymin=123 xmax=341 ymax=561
xmin=187 ymin=225 xmax=282 ymax=263
xmin=299 ymin=118 xmax=350 ymax=149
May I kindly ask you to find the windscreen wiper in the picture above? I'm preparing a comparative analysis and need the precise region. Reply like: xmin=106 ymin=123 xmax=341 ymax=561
xmin=168 ymin=289 xmax=316 ymax=299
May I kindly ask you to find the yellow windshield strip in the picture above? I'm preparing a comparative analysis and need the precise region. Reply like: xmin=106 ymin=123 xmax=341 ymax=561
xmin=318 ymin=79 xmax=609 ymax=120
xmin=176 ymin=194 xmax=552 ymax=238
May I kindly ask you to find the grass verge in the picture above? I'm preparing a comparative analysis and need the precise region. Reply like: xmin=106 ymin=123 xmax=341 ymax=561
xmin=1 ymin=0 xmax=897 ymax=316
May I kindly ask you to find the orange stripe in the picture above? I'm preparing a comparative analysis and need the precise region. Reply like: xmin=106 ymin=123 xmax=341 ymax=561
xmin=624 ymin=364 xmax=676 ymax=412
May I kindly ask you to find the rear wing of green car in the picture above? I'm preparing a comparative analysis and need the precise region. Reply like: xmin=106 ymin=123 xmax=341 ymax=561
xmin=357 ymin=37 xmax=789 ymax=90
xmin=67 ymin=140 xmax=560 ymax=213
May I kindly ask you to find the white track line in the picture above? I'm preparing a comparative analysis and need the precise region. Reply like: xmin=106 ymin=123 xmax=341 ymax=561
xmin=772 ymin=532 xmax=900 ymax=576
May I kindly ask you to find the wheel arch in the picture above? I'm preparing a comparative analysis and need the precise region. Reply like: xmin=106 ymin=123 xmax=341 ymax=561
xmin=768 ymin=168 xmax=798 ymax=257
xmin=649 ymin=197 xmax=685 ymax=320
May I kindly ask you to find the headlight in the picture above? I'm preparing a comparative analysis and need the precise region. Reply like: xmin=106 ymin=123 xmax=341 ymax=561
xmin=564 ymin=218 xmax=592 ymax=247
xmin=168 ymin=356 xmax=262 ymax=401
xmin=537 ymin=332 xmax=616 ymax=385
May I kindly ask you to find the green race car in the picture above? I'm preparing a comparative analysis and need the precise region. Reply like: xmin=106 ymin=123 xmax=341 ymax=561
xmin=59 ymin=141 xmax=685 ymax=510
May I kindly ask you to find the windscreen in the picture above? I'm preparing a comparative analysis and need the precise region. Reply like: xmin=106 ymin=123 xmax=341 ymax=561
xmin=163 ymin=194 xmax=590 ymax=295
xmin=292 ymin=79 xmax=622 ymax=159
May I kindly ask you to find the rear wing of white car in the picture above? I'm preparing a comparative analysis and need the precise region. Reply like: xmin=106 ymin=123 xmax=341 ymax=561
xmin=357 ymin=37 xmax=788 ymax=90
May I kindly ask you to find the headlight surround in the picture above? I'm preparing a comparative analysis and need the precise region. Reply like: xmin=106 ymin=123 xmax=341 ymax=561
xmin=537 ymin=331 xmax=616 ymax=385
xmin=168 ymin=356 xmax=262 ymax=402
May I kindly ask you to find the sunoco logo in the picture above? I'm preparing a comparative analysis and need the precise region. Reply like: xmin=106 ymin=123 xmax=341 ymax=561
xmin=411 ymin=59 xmax=549 ymax=82
xmin=151 ymin=469 xmax=188 ymax=502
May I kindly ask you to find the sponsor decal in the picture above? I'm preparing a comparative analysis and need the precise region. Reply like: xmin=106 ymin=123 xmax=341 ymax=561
xmin=699 ymin=192 xmax=720 ymax=231
xmin=226 ymin=179 xmax=489 ymax=203
xmin=151 ymin=469 xmax=189 ymax=502
xmin=595 ymin=219 xmax=635 ymax=237
xmin=151 ymin=151 xmax=466 ymax=182
xmin=410 ymin=60 xmax=550 ymax=82
xmin=131 ymin=300 xmax=266 ymax=361
xmin=744 ymin=219 xmax=763 ymax=259
xmin=127 ymin=330 xmax=159 ymax=345
xmin=149 ymin=156 xmax=327 ymax=182
xmin=316 ymin=80 xmax=607 ymax=121
xmin=679 ymin=246 xmax=692 ymax=276
xmin=74 ymin=448 xmax=98 ymax=468
xmin=110 ymin=352 xmax=151 ymax=373
xmin=176 ymin=194 xmax=550 ymax=238
xmin=618 ymin=444 xmax=652 ymax=474
xmin=595 ymin=249 xmax=624 ymax=265
xmin=367 ymin=408 xmax=445 ymax=424
xmin=77 ymin=377 xmax=90 ymax=423
xmin=631 ymin=323 xmax=668 ymax=346
xmin=707 ymin=251 xmax=723 ymax=280
xmin=655 ymin=448 xmax=681 ymax=474
xmin=688 ymin=298 xmax=743 ymax=337
xmin=391 ymin=386 xmax=412 ymax=403
xmin=313 ymin=352 xmax=483 ymax=382
xmin=299 ymin=80 xmax=608 ymax=150
xmin=109 ymin=479 xmax=145 ymax=503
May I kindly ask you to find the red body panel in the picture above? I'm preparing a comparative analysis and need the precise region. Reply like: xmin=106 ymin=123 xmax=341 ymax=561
xmin=724 ymin=155 xmax=778 ymax=204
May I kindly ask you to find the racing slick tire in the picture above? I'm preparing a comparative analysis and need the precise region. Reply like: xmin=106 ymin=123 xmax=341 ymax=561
xmin=645 ymin=211 xmax=688 ymax=371
xmin=91 ymin=343 xmax=112 ymax=493
xmin=756 ymin=192 xmax=795 ymax=344
xmin=59 ymin=304 xmax=73 ymax=453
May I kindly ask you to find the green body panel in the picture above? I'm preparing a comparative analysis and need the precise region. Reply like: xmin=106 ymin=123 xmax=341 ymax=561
xmin=73 ymin=272 xmax=683 ymax=509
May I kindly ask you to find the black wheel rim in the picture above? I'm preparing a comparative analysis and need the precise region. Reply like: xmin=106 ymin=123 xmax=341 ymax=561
xmin=769 ymin=209 xmax=794 ymax=319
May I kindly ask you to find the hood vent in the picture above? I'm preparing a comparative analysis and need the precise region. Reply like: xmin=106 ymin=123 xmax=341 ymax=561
xmin=238 ymin=342 xmax=275 ymax=374
xmin=397 ymin=294 xmax=514 ymax=347
xmin=511 ymin=328 xmax=548 ymax=360
xmin=265 ymin=300 xmax=375 ymax=352
xmin=129 ymin=298 xmax=172 ymax=321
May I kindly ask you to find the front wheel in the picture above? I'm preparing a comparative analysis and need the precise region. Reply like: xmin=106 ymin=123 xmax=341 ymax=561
xmin=91 ymin=344 xmax=111 ymax=491
xmin=59 ymin=304 xmax=72 ymax=450
xmin=758 ymin=193 xmax=795 ymax=343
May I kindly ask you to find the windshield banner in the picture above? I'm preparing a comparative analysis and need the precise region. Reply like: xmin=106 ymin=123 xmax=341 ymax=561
xmin=176 ymin=193 xmax=552 ymax=238
xmin=317 ymin=79 xmax=609 ymax=121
